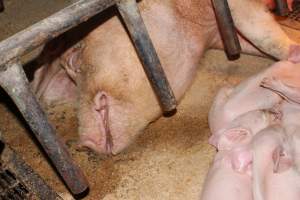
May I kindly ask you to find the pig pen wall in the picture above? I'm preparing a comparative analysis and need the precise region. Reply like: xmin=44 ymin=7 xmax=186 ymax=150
xmin=0 ymin=0 xmax=291 ymax=199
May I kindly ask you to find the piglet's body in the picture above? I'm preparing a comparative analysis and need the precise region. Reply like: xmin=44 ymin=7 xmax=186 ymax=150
xmin=260 ymin=59 xmax=300 ymax=104
xmin=209 ymin=57 xmax=300 ymax=148
xmin=208 ymin=66 xmax=283 ymax=147
xmin=252 ymin=125 xmax=300 ymax=200
xmin=200 ymin=151 xmax=252 ymax=200
xmin=211 ymin=109 xmax=278 ymax=150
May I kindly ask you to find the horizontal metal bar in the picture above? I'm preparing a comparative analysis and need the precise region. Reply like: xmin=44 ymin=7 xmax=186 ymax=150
xmin=0 ymin=0 xmax=116 ymax=68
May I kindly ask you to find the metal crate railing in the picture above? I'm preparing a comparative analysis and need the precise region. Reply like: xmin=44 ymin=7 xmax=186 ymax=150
xmin=0 ymin=0 xmax=177 ymax=196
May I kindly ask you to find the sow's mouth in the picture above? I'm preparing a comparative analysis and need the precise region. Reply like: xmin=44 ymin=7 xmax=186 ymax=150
xmin=78 ymin=132 xmax=113 ymax=155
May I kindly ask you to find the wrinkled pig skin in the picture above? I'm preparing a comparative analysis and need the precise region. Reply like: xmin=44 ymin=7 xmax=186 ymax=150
xmin=200 ymin=150 xmax=252 ymax=200
xmin=32 ymin=0 xmax=300 ymax=155
xmin=252 ymin=125 xmax=300 ymax=200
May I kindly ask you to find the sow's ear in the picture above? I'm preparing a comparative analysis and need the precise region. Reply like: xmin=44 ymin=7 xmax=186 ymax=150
xmin=272 ymin=146 xmax=293 ymax=173
xmin=217 ymin=128 xmax=251 ymax=150
xmin=60 ymin=46 xmax=82 ymax=81
xmin=288 ymin=45 xmax=300 ymax=63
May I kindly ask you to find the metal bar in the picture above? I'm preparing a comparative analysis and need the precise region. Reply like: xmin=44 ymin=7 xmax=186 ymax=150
xmin=275 ymin=0 xmax=289 ymax=16
xmin=212 ymin=0 xmax=241 ymax=60
xmin=117 ymin=0 xmax=177 ymax=113
xmin=1 ymin=141 xmax=62 ymax=199
xmin=0 ymin=0 xmax=4 ymax=12
xmin=0 ymin=62 xmax=88 ymax=195
xmin=0 ymin=0 xmax=116 ymax=68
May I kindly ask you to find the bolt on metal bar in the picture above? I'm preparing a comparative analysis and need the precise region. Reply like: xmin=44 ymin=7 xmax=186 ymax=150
xmin=117 ymin=0 xmax=177 ymax=113
xmin=0 ymin=62 xmax=88 ymax=195
xmin=0 ymin=0 xmax=116 ymax=68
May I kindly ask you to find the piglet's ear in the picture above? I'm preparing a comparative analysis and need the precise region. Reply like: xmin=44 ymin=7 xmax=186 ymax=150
xmin=288 ymin=45 xmax=300 ymax=63
xmin=217 ymin=128 xmax=250 ymax=150
xmin=273 ymin=146 xmax=292 ymax=173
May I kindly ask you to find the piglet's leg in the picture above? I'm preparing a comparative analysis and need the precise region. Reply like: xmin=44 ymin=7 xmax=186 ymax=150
xmin=261 ymin=77 xmax=300 ymax=104
xmin=228 ymin=0 xmax=297 ymax=60
xmin=208 ymin=85 xmax=234 ymax=137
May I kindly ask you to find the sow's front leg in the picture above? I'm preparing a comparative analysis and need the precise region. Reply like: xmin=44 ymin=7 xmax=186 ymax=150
xmin=227 ymin=0 xmax=299 ymax=60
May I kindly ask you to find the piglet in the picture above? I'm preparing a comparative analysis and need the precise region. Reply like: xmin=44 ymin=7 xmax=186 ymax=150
xmin=209 ymin=47 xmax=300 ymax=148
xmin=252 ymin=125 xmax=300 ymax=200
xmin=201 ymin=110 xmax=277 ymax=200
xmin=260 ymin=50 xmax=300 ymax=105
xmin=266 ymin=101 xmax=300 ymax=172
xmin=200 ymin=150 xmax=252 ymax=200
xmin=210 ymin=109 xmax=279 ymax=150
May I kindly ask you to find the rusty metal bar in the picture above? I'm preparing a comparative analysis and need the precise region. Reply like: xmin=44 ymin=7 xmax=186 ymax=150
xmin=116 ymin=0 xmax=177 ymax=113
xmin=1 ymin=140 xmax=62 ymax=199
xmin=0 ymin=62 xmax=88 ymax=195
xmin=0 ymin=0 xmax=116 ymax=68
xmin=212 ymin=0 xmax=241 ymax=60
xmin=274 ymin=0 xmax=289 ymax=16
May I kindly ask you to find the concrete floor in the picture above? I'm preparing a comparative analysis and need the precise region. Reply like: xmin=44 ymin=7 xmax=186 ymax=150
xmin=0 ymin=0 xmax=296 ymax=199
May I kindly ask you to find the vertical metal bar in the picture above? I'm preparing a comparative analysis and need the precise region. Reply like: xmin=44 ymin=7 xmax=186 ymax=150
xmin=212 ymin=0 xmax=241 ymax=60
xmin=0 ymin=62 xmax=88 ymax=195
xmin=116 ymin=0 xmax=177 ymax=113
xmin=0 ymin=0 xmax=3 ymax=12
xmin=274 ymin=0 xmax=289 ymax=16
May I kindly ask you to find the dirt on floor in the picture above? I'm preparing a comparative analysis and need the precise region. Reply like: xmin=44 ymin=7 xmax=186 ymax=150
xmin=0 ymin=0 xmax=297 ymax=199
